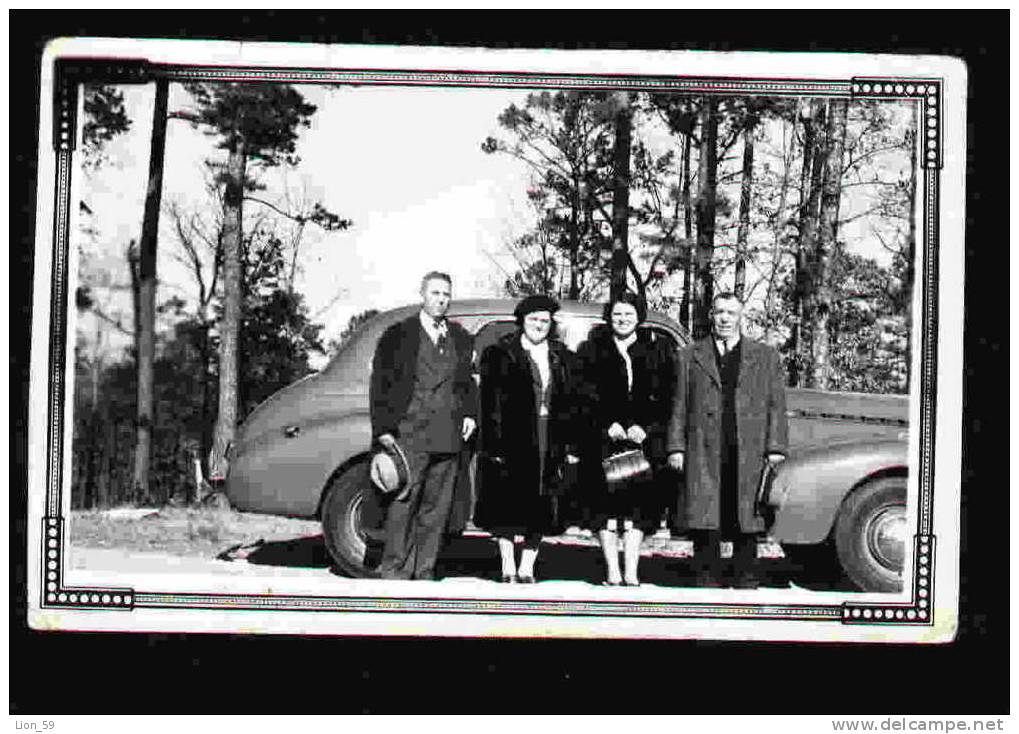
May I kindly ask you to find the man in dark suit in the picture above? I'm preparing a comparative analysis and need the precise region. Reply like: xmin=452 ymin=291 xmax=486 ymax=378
xmin=370 ymin=271 xmax=478 ymax=580
xmin=667 ymin=292 xmax=789 ymax=588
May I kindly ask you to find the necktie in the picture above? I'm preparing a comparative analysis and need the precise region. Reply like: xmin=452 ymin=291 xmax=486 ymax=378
xmin=434 ymin=317 xmax=448 ymax=353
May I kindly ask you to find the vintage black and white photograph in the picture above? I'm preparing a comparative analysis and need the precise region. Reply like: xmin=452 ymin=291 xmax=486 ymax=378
xmin=26 ymin=38 xmax=965 ymax=641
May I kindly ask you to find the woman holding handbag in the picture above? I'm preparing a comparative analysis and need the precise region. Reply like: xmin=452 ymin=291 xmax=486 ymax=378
xmin=576 ymin=293 xmax=677 ymax=586
xmin=473 ymin=295 xmax=580 ymax=584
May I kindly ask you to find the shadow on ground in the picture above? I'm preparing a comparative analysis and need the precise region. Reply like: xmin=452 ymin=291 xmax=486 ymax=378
xmin=219 ymin=535 xmax=333 ymax=568
xmin=224 ymin=532 xmax=854 ymax=591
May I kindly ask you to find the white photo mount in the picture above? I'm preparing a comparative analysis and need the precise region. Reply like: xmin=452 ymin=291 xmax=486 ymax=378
xmin=27 ymin=39 xmax=966 ymax=642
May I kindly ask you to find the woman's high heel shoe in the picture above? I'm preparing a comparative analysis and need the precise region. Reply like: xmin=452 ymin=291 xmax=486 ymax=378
xmin=501 ymin=574 xmax=517 ymax=584
xmin=517 ymin=574 xmax=536 ymax=584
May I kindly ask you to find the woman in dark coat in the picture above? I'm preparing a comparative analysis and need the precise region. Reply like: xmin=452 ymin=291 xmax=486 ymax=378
xmin=474 ymin=295 xmax=579 ymax=583
xmin=575 ymin=293 xmax=676 ymax=586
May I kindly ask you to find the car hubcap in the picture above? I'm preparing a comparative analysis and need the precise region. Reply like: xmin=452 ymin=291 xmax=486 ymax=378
xmin=348 ymin=486 xmax=386 ymax=556
xmin=866 ymin=505 xmax=907 ymax=572
xmin=347 ymin=494 xmax=368 ymax=559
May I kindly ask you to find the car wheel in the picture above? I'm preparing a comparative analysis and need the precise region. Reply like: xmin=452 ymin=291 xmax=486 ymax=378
xmin=321 ymin=460 xmax=387 ymax=578
xmin=834 ymin=476 xmax=907 ymax=593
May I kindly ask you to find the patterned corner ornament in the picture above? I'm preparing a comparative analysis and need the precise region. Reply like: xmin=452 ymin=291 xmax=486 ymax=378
xmin=52 ymin=58 xmax=151 ymax=152
xmin=852 ymin=77 xmax=942 ymax=170
xmin=41 ymin=516 xmax=133 ymax=610
xmin=841 ymin=534 xmax=936 ymax=625
xmin=52 ymin=71 xmax=77 ymax=152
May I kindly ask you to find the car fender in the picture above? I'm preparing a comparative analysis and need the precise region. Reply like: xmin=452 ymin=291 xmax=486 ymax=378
xmin=766 ymin=439 xmax=908 ymax=544
xmin=227 ymin=410 xmax=373 ymax=518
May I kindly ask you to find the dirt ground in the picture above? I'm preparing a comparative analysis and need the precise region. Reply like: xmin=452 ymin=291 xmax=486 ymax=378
xmin=66 ymin=505 xmax=850 ymax=591
xmin=68 ymin=505 xmax=323 ymax=560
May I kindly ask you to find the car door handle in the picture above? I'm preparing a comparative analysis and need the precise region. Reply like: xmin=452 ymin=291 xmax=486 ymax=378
xmin=283 ymin=425 xmax=301 ymax=438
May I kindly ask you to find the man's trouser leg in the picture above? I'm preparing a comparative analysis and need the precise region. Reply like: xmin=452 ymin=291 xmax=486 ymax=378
xmin=379 ymin=449 xmax=433 ymax=580
xmin=731 ymin=533 xmax=759 ymax=576
xmin=410 ymin=453 xmax=458 ymax=580
xmin=692 ymin=529 xmax=724 ymax=576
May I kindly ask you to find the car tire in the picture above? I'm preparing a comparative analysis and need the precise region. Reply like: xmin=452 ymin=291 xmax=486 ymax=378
xmin=321 ymin=460 xmax=386 ymax=578
xmin=834 ymin=476 xmax=908 ymax=593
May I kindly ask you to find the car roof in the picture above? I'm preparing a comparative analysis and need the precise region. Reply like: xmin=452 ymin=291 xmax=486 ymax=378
xmin=445 ymin=298 xmax=678 ymax=326
xmin=319 ymin=298 xmax=686 ymax=378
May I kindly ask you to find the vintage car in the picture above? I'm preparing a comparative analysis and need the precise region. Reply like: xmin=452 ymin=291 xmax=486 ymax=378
xmin=223 ymin=300 xmax=909 ymax=592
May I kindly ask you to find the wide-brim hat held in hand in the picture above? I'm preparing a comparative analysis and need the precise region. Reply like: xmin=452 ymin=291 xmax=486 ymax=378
xmin=370 ymin=440 xmax=412 ymax=501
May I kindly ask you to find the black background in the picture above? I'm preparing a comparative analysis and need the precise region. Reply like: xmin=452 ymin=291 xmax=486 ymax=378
xmin=10 ymin=11 xmax=1007 ymax=715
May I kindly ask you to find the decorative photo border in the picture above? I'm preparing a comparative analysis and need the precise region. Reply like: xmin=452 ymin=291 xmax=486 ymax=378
xmin=28 ymin=42 xmax=963 ymax=640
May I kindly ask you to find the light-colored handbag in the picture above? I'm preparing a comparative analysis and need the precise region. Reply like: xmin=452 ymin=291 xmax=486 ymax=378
xmin=601 ymin=444 xmax=651 ymax=492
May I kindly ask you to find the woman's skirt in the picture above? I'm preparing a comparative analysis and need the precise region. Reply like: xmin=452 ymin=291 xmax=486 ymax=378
xmin=580 ymin=463 xmax=668 ymax=534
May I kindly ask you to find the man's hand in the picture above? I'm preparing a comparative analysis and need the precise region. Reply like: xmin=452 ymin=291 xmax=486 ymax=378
xmin=626 ymin=424 xmax=647 ymax=444
xmin=607 ymin=422 xmax=627 ymax=441
xmin=667 ymin=451 xmax=685 ymax=472
xmin=378 ymin=433 xmax=396 ymax=449
xmin=462 ymin=417 xmax=477 ymax=441
xmin=766 ymin=452 xmax=786 ymax=466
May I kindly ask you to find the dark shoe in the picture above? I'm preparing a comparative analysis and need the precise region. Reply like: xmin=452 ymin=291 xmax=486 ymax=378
xmin=733 ymin=570 xmax=761 ymax=589
xmin=694 ymin=569 xmax=723 ymax=588
xmin=501 ymin=574 xmax=517 ymax=584
xmin=517 ymin=575 xmax=536 ymax=584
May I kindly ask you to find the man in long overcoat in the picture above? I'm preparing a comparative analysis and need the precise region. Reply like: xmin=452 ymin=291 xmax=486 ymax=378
xmin=369 ymin=271 xmax=478 ymax=580
xmin=667 ymin=292 xmax=789 ymax=587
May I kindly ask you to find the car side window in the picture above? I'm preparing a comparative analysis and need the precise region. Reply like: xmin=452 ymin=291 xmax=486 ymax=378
xmin=471 ymin=320 xmax=518 ymax=362
xmin=640 ymin=325 xmax=681 ymax=356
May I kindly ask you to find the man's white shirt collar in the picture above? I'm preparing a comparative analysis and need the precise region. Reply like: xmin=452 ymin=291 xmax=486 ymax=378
xmin=714 ymin=334 xmax=741 ymax=355
xmin=419 ymin=310 xmax=447 ymax=343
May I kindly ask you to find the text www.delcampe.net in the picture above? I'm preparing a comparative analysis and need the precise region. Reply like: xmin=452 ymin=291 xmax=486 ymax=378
xmin=832 ymin=719 xmax=1005 ymax=732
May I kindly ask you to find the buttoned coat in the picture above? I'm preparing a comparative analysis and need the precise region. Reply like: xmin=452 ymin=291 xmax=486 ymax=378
xmin=667 ymin=336 xmax=789 ymax=532
xmin=369 ymin=316 xmax=477 ymax=441
xmin=369 ymin=315 xmax=478 ymax=533
xmin=473 ymin=333 xmax=578 ymax=534
xmin=575 ymin=325 xmax=676 ymax=464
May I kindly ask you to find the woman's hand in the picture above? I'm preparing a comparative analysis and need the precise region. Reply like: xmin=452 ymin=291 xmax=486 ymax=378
xmin=565 ymin=454 xmax=580 ymax=465
xmin=626 ymin=424 xmax=647 ymax=444
xmin=607 ymin=422 xmax=627 ymax=441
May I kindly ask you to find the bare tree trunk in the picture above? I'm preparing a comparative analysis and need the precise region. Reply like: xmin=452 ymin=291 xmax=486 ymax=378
xmin=807 ymin=99 xmax=848 ymax=390
xmin=131 ymin=78 xmax=169 ymax=505
xmin=198 ymin=323 xmax=214 ymax=500
xmin=209 ymin=145 xmax=246 ymax=481
xmin=734 ymin=113 xmax=757 ymax=300
xmin=100 ymin=409 xmax=114 ymax=507
xmin=565 ymin=98 xmax=583 ymax=302
xmin=693 ymin=96 xmax=719 ymax=338
xmin=789 ymin=100 xmax=824 ymax=387
xmin=609 ymin=92 xmax=632 ymax=303
xmin=569 ymin=175 xmax=581 ymax=300
xmin=764 ymin=117 xmax=794 ymax=341
xmin=679 ymin=131 xmax=694 ymax=333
